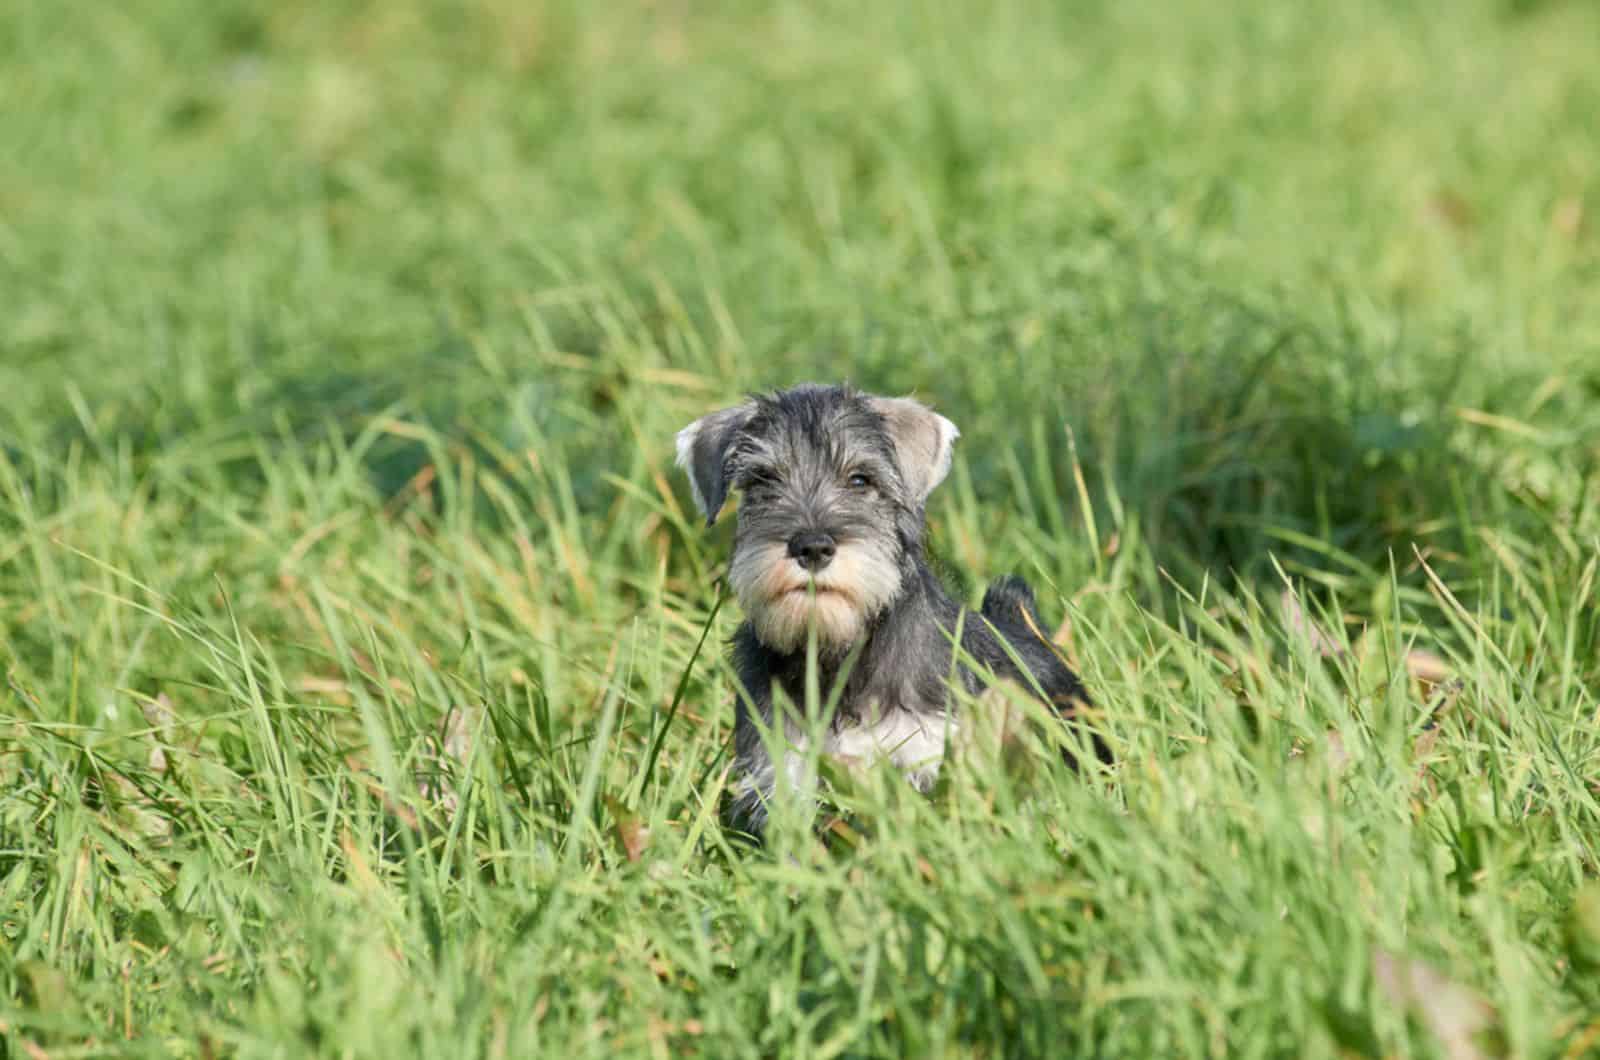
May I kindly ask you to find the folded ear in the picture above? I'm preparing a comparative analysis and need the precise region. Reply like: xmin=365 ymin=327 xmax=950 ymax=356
xmin=868 ymin=396 xmax=960 ymax=503
xmin=674 ymin=402 xmax=755 ymax=525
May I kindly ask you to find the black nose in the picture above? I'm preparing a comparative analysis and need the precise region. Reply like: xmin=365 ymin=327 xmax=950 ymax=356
xmin=787 ymin=531 xmax=837 ymax=572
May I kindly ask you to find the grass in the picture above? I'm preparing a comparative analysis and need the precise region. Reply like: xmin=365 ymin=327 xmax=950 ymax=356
xmin=3 ymin=0 xmax=1599 ymax=1055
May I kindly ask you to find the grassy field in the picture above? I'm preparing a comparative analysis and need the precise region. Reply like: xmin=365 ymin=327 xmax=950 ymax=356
xmin=4 ymin=0 xmax=1600 ymax=1055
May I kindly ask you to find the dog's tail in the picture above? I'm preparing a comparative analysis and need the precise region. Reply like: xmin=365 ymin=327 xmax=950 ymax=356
xmin=981 ymin=574 xmax=1042 ymax=627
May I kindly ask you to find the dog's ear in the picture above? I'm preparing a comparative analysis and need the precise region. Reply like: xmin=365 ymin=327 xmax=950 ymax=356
xmin=675 ymin=403 xmax=755 ymax=525
xmin=869 ymin=396 xmax=960 ymax=503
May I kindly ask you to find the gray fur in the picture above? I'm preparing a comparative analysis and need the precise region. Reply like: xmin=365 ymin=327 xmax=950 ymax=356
xmin=676 ymin=383 xmax=1106 ymax=838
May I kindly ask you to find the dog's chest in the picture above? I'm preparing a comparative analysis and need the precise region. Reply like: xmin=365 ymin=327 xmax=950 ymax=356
xmin=823 ymin=701 xmax=955 ymax=790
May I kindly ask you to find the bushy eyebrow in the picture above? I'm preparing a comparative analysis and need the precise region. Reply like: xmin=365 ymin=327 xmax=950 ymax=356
xmin=839 ymin=451 xmax=896 ymax=477
xmin=734 ymin=460 xmax=782 ymax=486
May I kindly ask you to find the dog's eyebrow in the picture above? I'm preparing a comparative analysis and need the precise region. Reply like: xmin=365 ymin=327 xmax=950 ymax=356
xmin=737 ymin=462 xmax=782 ymax=485
xmin=838 ymin=442 xmax=897 ymax=471
xmin=839 ymin=455 xmax=890 ymax=478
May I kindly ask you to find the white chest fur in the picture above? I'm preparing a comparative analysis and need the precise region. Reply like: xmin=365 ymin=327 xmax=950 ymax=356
xmin=823 ymin=706 xmax=955 ymax=791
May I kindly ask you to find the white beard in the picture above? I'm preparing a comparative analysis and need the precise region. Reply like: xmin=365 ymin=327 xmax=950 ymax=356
xmin=728 ymin=538 xmax=902 ymax=653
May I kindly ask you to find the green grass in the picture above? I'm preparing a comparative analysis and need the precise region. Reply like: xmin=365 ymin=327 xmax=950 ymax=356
xmin=3 ymin=0 xmax=1600 ymax=1055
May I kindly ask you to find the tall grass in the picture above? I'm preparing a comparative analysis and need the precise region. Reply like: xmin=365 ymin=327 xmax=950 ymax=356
xmin=3 ymin=0 xmax=1598 ymax=1055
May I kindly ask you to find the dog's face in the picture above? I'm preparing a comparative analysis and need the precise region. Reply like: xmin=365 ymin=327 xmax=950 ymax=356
xmin=676 ymin=384 xmax=959 ymax=654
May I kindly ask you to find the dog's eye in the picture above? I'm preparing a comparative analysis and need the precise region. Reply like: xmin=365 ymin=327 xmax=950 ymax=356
xmin=846 ymin=472 xmax=873 ymax=490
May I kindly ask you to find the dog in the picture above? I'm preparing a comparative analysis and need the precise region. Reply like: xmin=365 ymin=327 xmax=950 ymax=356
xmin=676 ymin=383 xmax=1104 ymax=836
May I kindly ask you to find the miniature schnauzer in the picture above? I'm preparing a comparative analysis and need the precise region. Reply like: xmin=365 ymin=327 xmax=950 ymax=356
xmin=677 ymin=383 xmax=1103 ymax=836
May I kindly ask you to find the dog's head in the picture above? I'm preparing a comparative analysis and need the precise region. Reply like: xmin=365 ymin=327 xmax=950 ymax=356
xmin=676 ymin=383 xmax=959 ymax=654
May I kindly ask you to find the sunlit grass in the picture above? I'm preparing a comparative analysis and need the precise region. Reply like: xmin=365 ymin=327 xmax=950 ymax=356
xmin=3 ymin=0 xmax=1599 ymax=1056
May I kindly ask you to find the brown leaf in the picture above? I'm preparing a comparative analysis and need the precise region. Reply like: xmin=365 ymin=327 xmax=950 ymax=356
xmin=1281 ymin=589 xmax=1343 ymax=657
xmin=1405 ymin=650 xmax=1452 ymax=686
xmin=821 ymin=815 xmax=863 ymax=849
xmin=602 ymin=795 xmax=650 ymax=863
xmin=1413 ymin=726 xmax=1441 ymax=764
xmin=1553 ymin=197 xmax=1585 ymax=239
xmin=340 ymin=829 xmax=383 ymax=896
xmin=1325 ymin=730 xmax=1352 ymax=774
xmin=1372 ymin=949 xmax=1499 ymax=1060
xmin=617 ymin=817 xmax=649 ymax=863
xmin=139 ymin=692 xmax=177 ymax=733
xmin=1425 ymin=190 xmax=1475 ymax=232
xmin=417 ymin=705 xmax=478 ymax=817
xmin=1419 ymin=677 xmax=1465 ymax=735
xmin=140 ymin=693 xmax=178 ymax=774
xmin=438 ymin=704 xmax=474 ymax=767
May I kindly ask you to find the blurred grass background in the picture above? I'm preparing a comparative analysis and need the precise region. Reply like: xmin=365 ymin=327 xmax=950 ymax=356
xmin=3 ymin=0 xmax=1599 ymax=1056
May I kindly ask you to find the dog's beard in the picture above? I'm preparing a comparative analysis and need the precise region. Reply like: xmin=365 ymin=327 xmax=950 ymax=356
xmin=729 ymin=537 xmax=902 ymax=654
